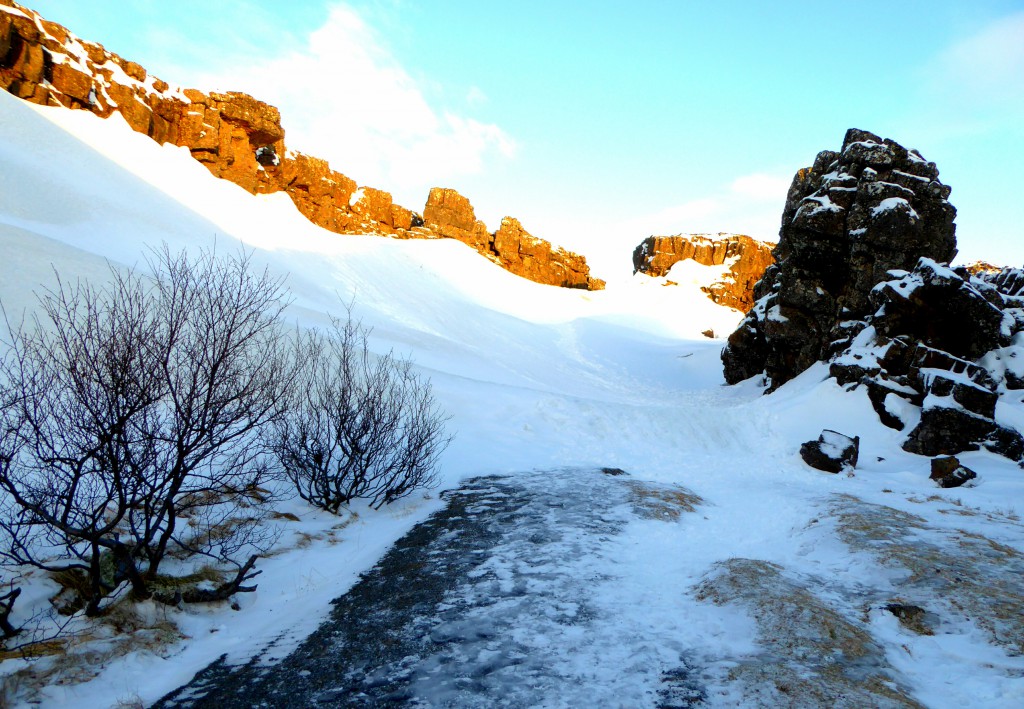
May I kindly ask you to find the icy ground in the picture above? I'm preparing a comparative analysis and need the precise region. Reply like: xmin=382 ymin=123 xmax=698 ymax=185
xmin=1 ymin=91 xmax=1024 ymax=707
xmin=155 ymin=469 xmax=709 ymax=707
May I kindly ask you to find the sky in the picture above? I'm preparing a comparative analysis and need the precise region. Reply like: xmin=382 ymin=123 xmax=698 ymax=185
xmin=23 ymin=0 xmax=1024 ymax=279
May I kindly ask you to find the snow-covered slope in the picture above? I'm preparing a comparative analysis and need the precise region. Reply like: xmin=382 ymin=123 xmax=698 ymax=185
xmin=2 ymin=90 xmax=1024 ymax=708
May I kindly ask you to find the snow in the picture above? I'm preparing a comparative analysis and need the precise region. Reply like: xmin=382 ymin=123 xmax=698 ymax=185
xmin=0 ymin=5 xmax=29 ymax=19
xmin=818 ymin=430 xmax=855 ymax=459
xmin=794 ymin=192 xmax=843 ymax=219
xmin=2 ymin=90 xmax=1024 ymax=708
xmin=871 ymin=197 xmax=920 ymax=221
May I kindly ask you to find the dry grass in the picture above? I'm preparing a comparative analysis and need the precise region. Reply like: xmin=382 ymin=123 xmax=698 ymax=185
xmin=0 ymin=598 xmax=184 ymax=706
xmin=695 ymin=558 xmax=923 ymax=708
xmin=625 ymin=480 xmax=702 ymax=521
xmin=831 ymin=494 xmax=1024 ymax=654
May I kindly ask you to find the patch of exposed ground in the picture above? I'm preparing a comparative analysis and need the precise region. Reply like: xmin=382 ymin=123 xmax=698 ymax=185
xmin=695 ymin=558 xmax=923 ymax=708
xmin=830 ymin=494 xmax=1024 ymax=655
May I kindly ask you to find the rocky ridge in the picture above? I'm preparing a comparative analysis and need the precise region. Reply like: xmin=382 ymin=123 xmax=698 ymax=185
xmin=632 ymin=233 xmax=775 ymax=311
xmin=723 ymin=128 xmax=1024 ymax=463
xmin=0 ymin=1 xmax=602 ymax=290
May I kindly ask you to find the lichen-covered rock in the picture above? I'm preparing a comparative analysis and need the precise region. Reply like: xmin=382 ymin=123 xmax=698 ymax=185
xmin=800 ymin=430 xmax=860 ymax=473
xmin=722 ymin=129 xmax=957 ymax=388
xmin=0 ymin=0 xmax=603 ymax=290
xmin=632 ymin=233 xmax=774 ymax=311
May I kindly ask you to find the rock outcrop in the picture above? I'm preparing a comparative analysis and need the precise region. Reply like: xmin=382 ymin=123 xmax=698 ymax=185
xmin=0 ymin=0 xmax=602 ymax=290
xmin=722 ymin=129 xmax=957 ymax=388
xmin=632 ymin=234 xmax=774 ymax=311
xmin=417 ymin=188 xmax=603 ymax=289
xmin=827 ymin=259 xmax=1024 ymax=461
xmin=965 ymin=261 xmax=1002 ymax=276
xmin=720 ymin=128 xmax=1024 ymax=463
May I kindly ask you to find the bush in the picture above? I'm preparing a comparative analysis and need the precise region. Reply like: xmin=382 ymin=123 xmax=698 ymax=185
xmin=0 ymin=246 xmax=295 ymax=615
xmin=269 ymin=313 xmax=450 ymax=513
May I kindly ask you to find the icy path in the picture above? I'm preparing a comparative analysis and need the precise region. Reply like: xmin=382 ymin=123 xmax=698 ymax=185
xmin=155 ymin=469 xmax=708 ymax=708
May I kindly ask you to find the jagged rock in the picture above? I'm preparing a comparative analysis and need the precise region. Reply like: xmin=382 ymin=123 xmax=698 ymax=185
xmin=864 ymin=376 xmax=920 ymax=430
xmin=871 ymin=259 xmax=1007 ymax=360
xmin=929 ymin=456 xmax=977 ymax=488
xmin=723 ymin=129 xmax=957 ymax=388
xmin=721 ymin=309 xmax=769 ymax=384
xmin=0 ymin=1 xmax=603 ymax=290
xmin=982 ymin=425 xmax=1024 ymax=461
xmin=800 ymin=430 xmax=860 ymax=473
xmin=422 ymin=189 xmax=603 ymax=290
xmin=632 ymin=234 xmax=774 ymax=311
xmin=966 ymin=261 xmax=1002 ymax=276
xmin=423 ymin=187 xmax=492 ymax=252
xmin=903 ymin=406 xmax=995 ymax=457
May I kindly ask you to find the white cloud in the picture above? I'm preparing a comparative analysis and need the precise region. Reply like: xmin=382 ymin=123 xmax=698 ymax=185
xmin=466 ymin=86 xmax=488 ymax=107
xmin=615 ymin=172 xmax=790 ymax=243
xmin=937 ymin=12 xmax=1024 ymax=98
xmin=189 ymin=3 xmax=515 ymax=210
xmin=730 ymin=173 xmax=790 ymax=202
xmin=930 ymin=12 xmax=1024 ymax=108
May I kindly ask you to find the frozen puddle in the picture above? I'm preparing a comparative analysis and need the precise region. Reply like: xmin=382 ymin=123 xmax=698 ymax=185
xmin=155 ymin=469 xmax=706 ymax=708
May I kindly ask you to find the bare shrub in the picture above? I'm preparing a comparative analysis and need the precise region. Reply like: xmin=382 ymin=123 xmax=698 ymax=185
xmin=269 ymin=314 xmax=450 ymax=513
xmin=0 ymin=246 xmax=295 ymax=615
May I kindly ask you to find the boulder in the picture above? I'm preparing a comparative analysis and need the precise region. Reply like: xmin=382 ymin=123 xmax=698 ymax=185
xmin=929 ymin=456 xmax=977 ymax=488
xmin=632 ymin=234 xmax=774 ymax=311
xmin=800 ymin=430 xmax=860 ymax=473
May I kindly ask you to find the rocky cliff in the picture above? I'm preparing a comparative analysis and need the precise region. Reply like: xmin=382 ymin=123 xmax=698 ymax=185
xmin=632 ymin=234 xmax=774 ymax=311
xmin=722 ymin=128 xmax=957 ymax=388
xmin=0 ymin=1 xmax=602 ymax=290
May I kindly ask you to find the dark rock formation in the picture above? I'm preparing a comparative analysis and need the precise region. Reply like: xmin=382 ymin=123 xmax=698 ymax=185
xmin=632 ymin=234 xmax=775 ymax=311
xmin=722 ymin=129 xmax=957 ymax=388
xmin=929 ymin=456 xmax=977 ymax=489
xmin=800 ymin=430 xmax=859 ymax=473
xmin=722 ymin=129 xmax=1024 ymax=463
xmin=0 ymin=0 xmax=602 ymax=290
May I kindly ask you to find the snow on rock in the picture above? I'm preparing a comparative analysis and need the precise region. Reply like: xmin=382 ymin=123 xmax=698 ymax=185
xmin=722 ymin=128 xmax=957 ymax=390
xmin=799 ymin=429 xmax=860 ymax=473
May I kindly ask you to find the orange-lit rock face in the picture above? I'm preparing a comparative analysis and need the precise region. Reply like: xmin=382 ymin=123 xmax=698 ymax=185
xmin=633 ymin=234 xmax=775 ymax=311
xmin=422 ymin=188 xmax=603 ymax=290
xmin=0 ymin=0 xmax=603 ymax=290
xmin=965 ymin=261 xmax=1001 ymax=276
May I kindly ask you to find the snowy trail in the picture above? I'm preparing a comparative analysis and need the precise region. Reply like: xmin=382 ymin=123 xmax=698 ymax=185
xmin=154 ymin=469 xmax=708 ymax=708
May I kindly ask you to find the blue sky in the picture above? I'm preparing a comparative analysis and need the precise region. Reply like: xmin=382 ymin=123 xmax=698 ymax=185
xmin=26 ymin=1 xmax=1024 ymax=277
